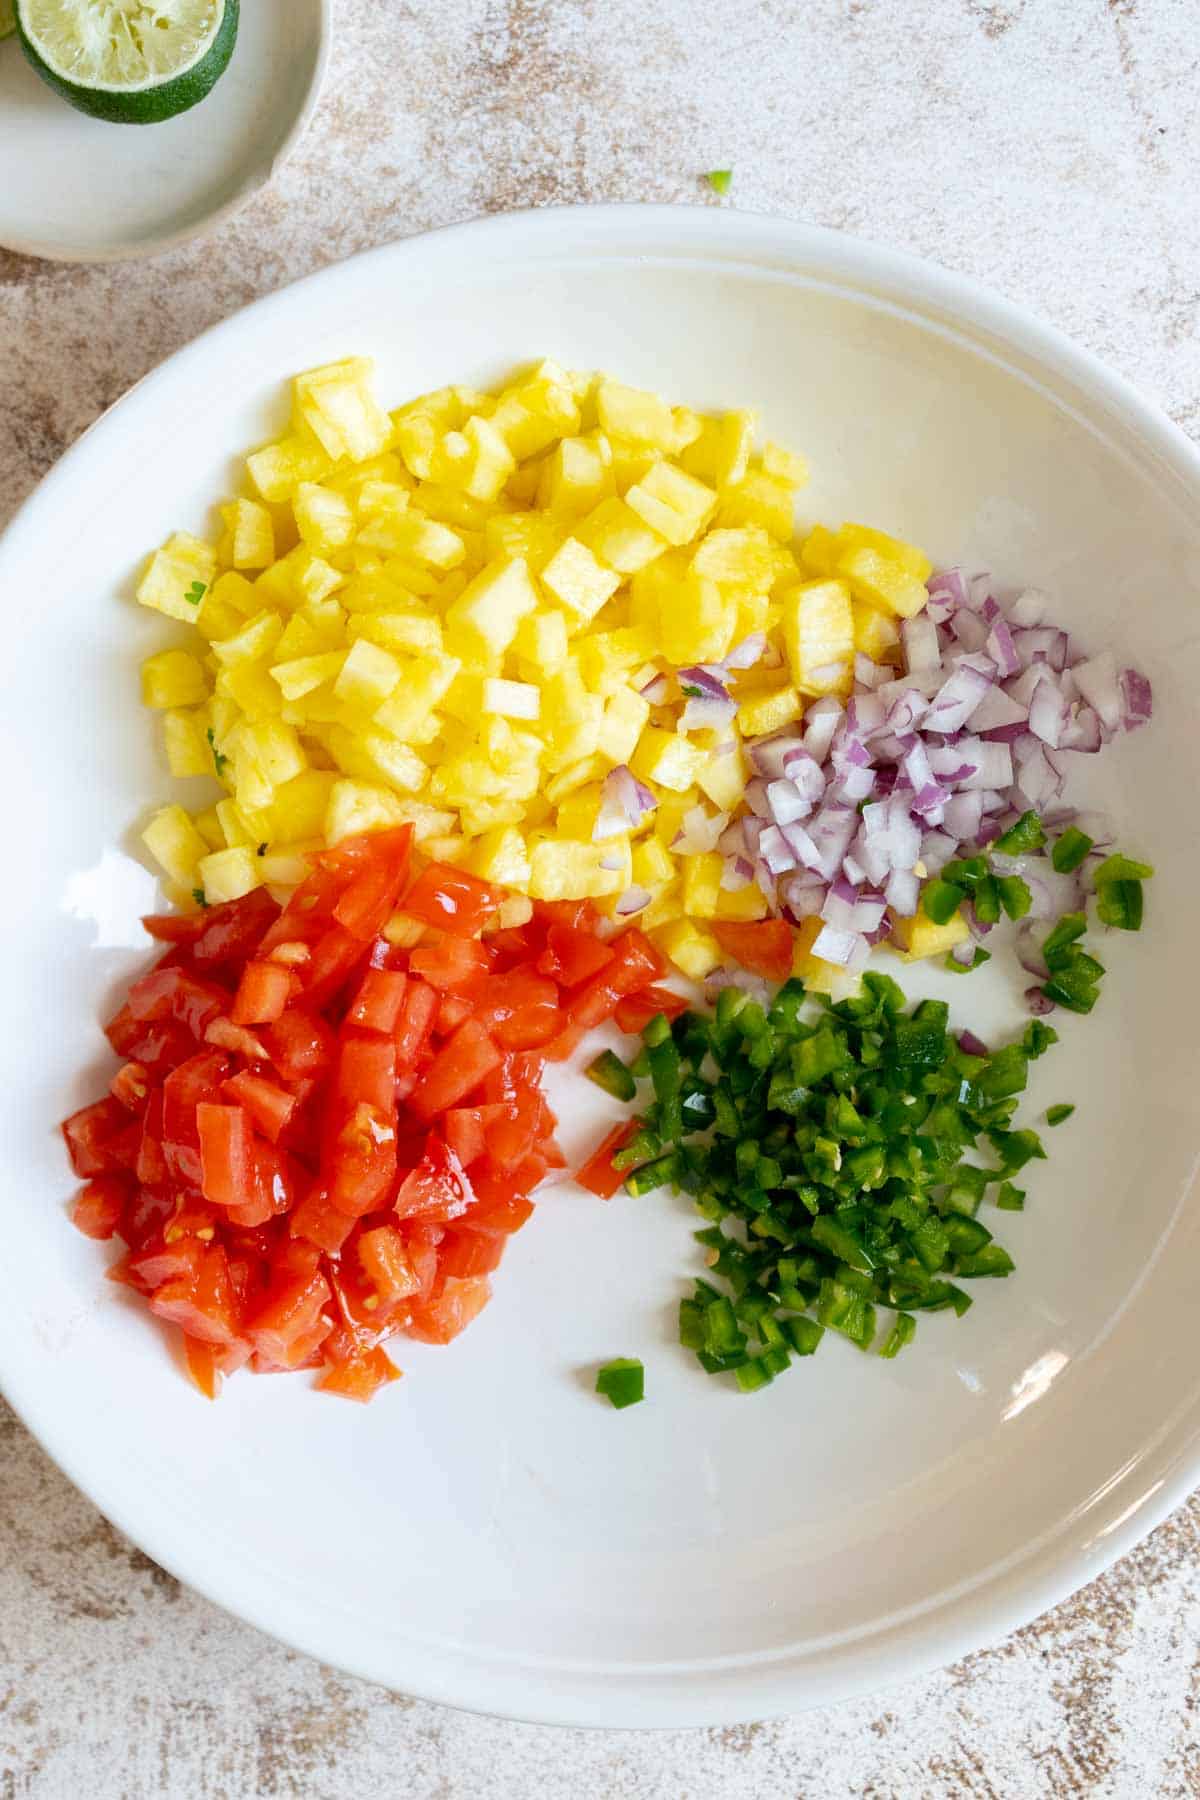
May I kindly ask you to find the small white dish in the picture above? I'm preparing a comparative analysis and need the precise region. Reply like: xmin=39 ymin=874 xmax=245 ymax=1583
xmin=1 ymin=208 xmax=1198 ymax=1727
xmin=0 ymin=0 xmax=330 ymax=263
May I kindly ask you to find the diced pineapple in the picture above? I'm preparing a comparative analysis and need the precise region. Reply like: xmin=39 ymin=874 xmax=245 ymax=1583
xmin=653 ymin=789 xmax=699 ymax=846
xmin=800 ymin=524 xmax=840 ymax=577
xmin=218 ymin=661 xmax=283 ymax=722
xmin=737 ymin=686 xmax=804 ymax=736
xmin=325 ymin=778 xmax=411 ymax=844
xmin=162 ymin=709 xmax=212 ymax=778
xmin=215 ymin=797 xmax=256 ymax=849
xmin=219 ymin=498 xmax=275 ymax=570
xmin=554 ymin=784 xmax=602 ymax=840
xmin=576 ymin=628 xmax=652 ymax=694
xmin=422 ymin=833 xmax=472 ymax=865
xmin=838 ymin=523 xmax=932 ymax=581
xmin=578 ymin=498 xmax=668 ymax=575
xmin=717 ymin=471 xmax=795 ymax=540
xmin=142 ymin=805 xmax=211 ymax=888
xmin=713 ymin=410 xmax=756 ymax=491
xmin=539 ymin=537 xmax=621 ymax=626
xmin=445 ymin=558 xmax=540 ymax=663
xmin=211 ymin=611 xmax=284 ymax=668
xmin=537 ymin=435 xmax=614 ymax=516
xmin=136 ymin=533 xmax=218 ymax=623
xmin=632 ymin=837 xmax=674 ymax=887
xmin=486 ymin=511 xmax=562 ymax=572
xmin=326 ymin=725 xmax=428 ymax=795
xmin=696 ymin=738 xmax=747 ymax=810
xmin=471 ymin=825 xmax=531 ymax=889
xmin=357 ymin=508 xmax=466 ymax=569
xmin=762 ymin=442 xmax=809 ymax=485
xmin=659 ymin=572 xmax=737 ymax=665
xmin=513 ymin=607 xmax=569 ymax=674
xmin=528 ymin=837 xmax=629 ymax=900
xmin=836 ymin=545 xmax=929 ymax=620
xmin=852 ymin=600 xmax=900 ymax=664
xmin=690 ymin=526 xmax=777 ymax=589
xmin=595 ymin=381 xmax=679 ymax=452
xmin=346 ymin=610 xmax=443 ymax=656
xmin=781 ymin=578 xmax=854 ymax=696
xmin=494 ymin=894 xmax=534 ymax=929
xmin=247 ymin=434 xmax=333 ymax=504
xmin=230 ymin=719 xmax=307 ymax=810
xmin=195 ymin=569 xmax=260 ymax=641
xmin=266 ymin=770 xmax=338 ymax=841
xmin=543 ymin=755 xmax=603 ymax=806
xmin=625 ymin=462 xmax=717 ymax=547
xmin=597 ymin=687 xmax=652 ymax=764
xmin=715 ymin=882 xmax=769 ymax=922
xmin=652 ymin=917 xmax=723 ymax=979
xmin=197 ymin=847 xmax=262 ymax=904
xmin=333 ymin=638 xmax=402 ymax=712
xmin=292 ymin=358 xmax=393 ymax=463
xmin=641 ymin=883 xmax=685 ymax=930
xmin=482 ymin=678 xmax=540 ymax=720
xmin=630 ymin=727 xmax=708 ymax=792
xmin=374 ymin=650 xmax=461 ymax=737
xmin=889 ymin=904 xmax=970 ymax=960
xmin=258 ymin=843 xmax=318 ymax=886
xmin=430 ymin=415 xmax=516 ymax=503
xmin=382 ymin=910 xmax=428 ymax=949
xmin=269 ymin=651 xmax=345 ymax=701
xmin=293 ymin=482 xmax=356 ymax=554
xmin=193 ymin=806 xmax=225 ymax=851
xmin=682 ymin=851 xmax=724 ymax=918
xmin=141 ymin=649 xmax=209 ymax=710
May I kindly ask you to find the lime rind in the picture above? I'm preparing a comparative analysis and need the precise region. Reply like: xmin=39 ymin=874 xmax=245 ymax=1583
xmin=0 ymin=0 xmax=15 ymax=42
xmin=17 ymin=0 xmax=239 ymax=123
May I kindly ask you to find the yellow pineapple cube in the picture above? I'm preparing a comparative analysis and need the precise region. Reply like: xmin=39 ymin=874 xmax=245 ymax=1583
xmin=471 ymin=826 xmax=531 ymax=889
xmin=192 ymin=806 xmax=225 ymax=852
xmin=333 ymin=638 xmax=403 ymax=712
xmin=632 ymin=837 xmax=675 ymax=887
xmin=717 ymin=471 xmax=795 ymax=540
xmin=293 ymin=358 xmax=393 ymax=463
xmin=210 ymin=611 xmax=283 ymax=668
xmin=216 ymin=798 xmax=256 ymax=849
xmin=540 ymin=537 xmax=621 ymax=623
xmin=274 ymin=614 xmax=326 ymax=661
xmin=782 ymin=578 xmax=854 ymax=696
xmin=737 ymin=685 xmax=804 ymax=736
xmin=544 ymin=755 xmax=603 ymax=806
xmin=142 ymin=805 xmax=211 ymax=888
xmin=445 ymin=558 xmax=540 ymax=663
xmin=630 ymin=727 xmax=707 ymax=792
xmin=293 ymin=482 xmax=356 ymax=554
xmin=713 ymin=410 xmax=756 ymax=490
xmin=597 ymin=687 xmax=652 ymax=764
xmin=219 ymin=498 xmax=275 ymax=570
xmin=889 ymin=903 xmax=970 ymax=960
xmin=554 ymin=784 xmax=602 ymax=839
xmin=528 ymin=837 xmax=629 ymax=900
xmin=162 ymin=710 xmax=212 ymax=778
xmin=659 ymin=572 xmax=737 ymax=664
xmin=595 ymin=382 xmax=679 ymax=451
xmin=270 ymin=651 xmax=345 ymax=702
xmin=682 ymin=851 xmax=724 ymax=918
xmin=576 ymin=628 xmax=652 ymax=694
xmin=537 ymin=435 xmax=614 ymax=516
xmin=247 ymin=434 xmax=333 ymax=504
xmin=197 ymin=847 xmax=261 ymax=904
xmin=578 ymin=498 xmax=668 ymax=575
xmin=136 ymin=532 xmax=218 ymax=623
xmin=513 ymin=607 xmax=569 ymax=674
xmin=267 ymin=770 xmax=338 ymax=840
xmin=838 ymin=523 xmax=932 ymax=581
xmin=141 ymin=649 xmax=209 ymax=710
xmin=257 ymin=843 xmax=318 ymax=886
xmin=799 ymin=524 xmax=840 ymax=576
xmin=625 ymin=462 xmax=717 ymax=547
xmin=325 ymin=779 xmax=410 ymax=844
xmin=762 ymin=442 xmax=809 ymax=485
xmin=383 ymin=910 xmax=429 ymax=949
xmin=431 ymin=415 xmax=516 ymax=503
xmin=486 ymin=511 xmax=562 ymax=572
xmin=654 ymin=789 xmax=699 ymax=846
xmin=218 ymin=661 xmax=284 ymax=722
xmin=696 ymin=738 xmax=747 ymax=810
xmin=482 ymin=677 xmax=541 ymax=721
xmin=347 ymin=610 xmax=443 ymax=657
xmin=836 ymin=545 xmax=929 ymax=620
xmin=641 ymin=883 xmax=685 ymax=930
xmin=715 ymin=883 xmax=769 ymax=922
xmin=690 ymin=526 xmax=777 ymax=589
xmin=326 ymin=725 xmax=428 ymax=795
xmin=652 ymin=918 xmax=723 ymax=979
xmin=231 ymin=719 xmax=307 ymax=810
xmin=374 ymin=650 xmax=461 ymax=736
xmin=852 ymin=600 xmax=900 ymax=663
xmin=357 ymin=508 xmax=466 ymax=569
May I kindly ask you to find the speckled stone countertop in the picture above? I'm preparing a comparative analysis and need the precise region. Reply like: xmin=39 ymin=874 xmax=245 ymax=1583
xmin=3 ymin=2 xmax=1200 ymax=1794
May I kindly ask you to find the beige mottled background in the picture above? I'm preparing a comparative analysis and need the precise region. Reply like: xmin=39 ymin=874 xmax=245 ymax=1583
xmin=3 ymin=1 xmax=1200 ymax=1794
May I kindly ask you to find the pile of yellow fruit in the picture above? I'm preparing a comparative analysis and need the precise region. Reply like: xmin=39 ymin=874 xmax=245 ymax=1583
xmin=135 ymin=356 xmax=937 ymax=980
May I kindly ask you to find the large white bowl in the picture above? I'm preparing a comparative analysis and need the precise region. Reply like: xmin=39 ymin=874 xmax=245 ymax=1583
xmin=1 ymin=208 xmax=1198 ymax=1728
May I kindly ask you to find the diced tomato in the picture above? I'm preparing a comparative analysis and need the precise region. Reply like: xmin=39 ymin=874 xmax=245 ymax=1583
xmin=223 ymin=1136 xmax=297 ymax=1228
xmin=472 ymin=969 xmax=562 ymax=1049
xmin=434 ymin=991 xmax=474 ymax=1035
xmin=204 ymin=1016 xmax=268 ymax=1062
xmin=245 ymin=1259 xmax=332 ymax=1369
xmin=358 ymin=1224 xmax=420 ymax=1309
xmin=483 ymin=1091 xmax=541 ymax=1167
xmin=468 ymin=1190 xmax=537 ymax=1235
xmin=405 ymin=1274 xmax=491 ymax=1345
xmin=162 ymin=1052 xmax=231 ymax=1187
xmin=110 ymin=1061 xmax=151 ymax=1112
xmin=135 ymin=1089 xmax=168 ymax=1189
xmin=141 ymin=910 xmax=209 ymax=946
xmin=437 ymin=1227 xmax=506 ymax=1280
xmin=711 ymin=919 xmax=795 ymax=982
xmin=613 ymin=984 xmax=690 ymax=1034
xmin=316 ymin=1346 xmax=401 ymax=1402
xmin=567 ymin=928 xmax=665 ymax=1030
xmin=105 ymin=1005 xmax=194 ymax=1072
xmin=442 ymin=1103 xmax=507 ymax=1168
xmin=183 ymin=1335 xmax=222 ymax=1399
xmin=70 ymin=1176 xmax=128 ymax=1240
xmin=402 ymin=863 xmax=502 ymax=937
xmin=537 ymin=921 xmax=615 ymax=987
xmin=400 ymin=1222 xmax=443 ymax=1301
xmin=186 ymin=888 xmax=281 ymax=970
xmin=393 ymin=978 xmax=438 ymax=1067
xmin=331 ymin=827 xmax=413 ymax=939
xmin=394 ymin=1136 xmax=475 ymax=1222
xmin=186 ymin=1098 xmax=249 ymax=1208
xmin=346 ymin=967 xmax=408 ymax=1035
xmin=260 ymin=1009 xmax=335 ymax=1083
xmin=326 ymin=1036 xmax=398 ymax=1218
xmin=62 ymin=1097 xmax=134 ymax=1179
xmin=119 ymin=1185 xmax=174 ymax=1253
xmin=221 ymin=1071 xmax=296 ymax=1143
xmin=542 ymin=1019 xmax=586 ymax=1062
xmin=574 ymin=1121 xmax=640 ymax=1199
xmin=149 ymin=1243 xmax=239 ymax=1346
xmin=289 ymin=1182 xmax=356 ymax=1254
xmin=303 ymin=924 xmax=372 ymax=1010
xmin=127 ymin=964 xmax=232 ymax=1039
xmin=408 ymin=1018 xmax=502 ymax=1121
xmin=128 ymin=1234 xmax=204 ymax=1292
xmin=231 ymin=960 xmax=295 ymax=1026
xmin=410 ymin=934 xmax=492 ymax=992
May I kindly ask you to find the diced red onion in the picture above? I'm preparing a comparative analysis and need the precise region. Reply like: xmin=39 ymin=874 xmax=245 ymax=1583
xmin=1060 ymin=703 xmax=1102 ymax=753
xmin=723 ymin=632 xmax=767 ymax=670
xmin=985 ymin=617 xmax=1022 ymax=678
xmin=1072 ymin=650 xmax=1122 ymax=731
xmin=1120 ymin=666 xmax=1152 ymax=730
xmin=884 ymin=867 xmax=920 ymax=916
xmin=960 ymin=742 xmax=1013 ymax=791
xmin=1027 ymin=678 xmax=1069 ymax=749
xmin=1007 ymin=587 xmax=1048 ymax=627
xmin=845 ymin=692 xmax=886 ymax=739
xmin=758 ymin=825 xmax=797 ymax=874
xmin=676 ymin=664 xmax=730 ymax=701
xmin=950 ymin=937 xmax=978 ymax=968
xmin=811 ymin=923 xmax=862 ymax=967
xmin=971 ymin=686 xmax=1028 ymax=735
xmin=639 ymin=673 xmax=671 ymax=704
xmin=831 ymin=764 xmax=876 ymax=804
xmin=802 ymin=698 xmax=844 ymax=761
xmin=920 ymin=829 xmax=957 ymax=874
xmin=614 ymin=885 xmax=651 ymax=915
xmin=672 ymin=805 xmax=729 ymax=854
xmin=720 ymin=856 xmax=755 ymax=892
xmin=926 ymin=657 xmax=994 ymax=733
xmin=1025 ymin=986 xmax=1055 ymax=1016
xmin=781 ymin=873 xmax=826 ymax=918
xmin=599 ymin=853 xmax=624 ymax=872
xmin=782 ymin=748 xmax=827 ymax=803
xmin=854 ymin=652 xmax=888 ymax=689
xmin=926 ymin=568 xmax=969 ymax=622
xmin=593 ymin=764 xmax=657 ymax=840
xmin=680 ymin=694 xmax=737 ymax=732
xmin=766 ymin=778 xmax=814 ymax=826
xmin=750 ymin=734 xmax=808 ymax=781
xmin=941 ymin=791 xmax=983 ymax=841
xmin=745 ymin=776 xmax=773 ymax=818
xmin=1013 ymin=626 xmax=1069 ymax=672
xmin=951 ymin=609 xmax=991 ymax=654
xmin=958 ymin=1029 xmax=989 ymax=1057
xmin=902 ymin=612 xmax=941 ymax=674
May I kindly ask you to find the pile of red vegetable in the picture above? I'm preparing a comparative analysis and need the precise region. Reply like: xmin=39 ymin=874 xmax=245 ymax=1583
xmin=60 ymin=828 xmax=669 ymax=1400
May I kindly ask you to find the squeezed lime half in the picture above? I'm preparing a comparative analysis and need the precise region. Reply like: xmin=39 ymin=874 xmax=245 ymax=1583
xmin=17 ymin=0 xmax=239 ymax=124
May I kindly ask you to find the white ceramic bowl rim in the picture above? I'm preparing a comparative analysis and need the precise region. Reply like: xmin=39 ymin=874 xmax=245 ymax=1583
xmin=3 ymin=205 xmax=1199 ymax=1726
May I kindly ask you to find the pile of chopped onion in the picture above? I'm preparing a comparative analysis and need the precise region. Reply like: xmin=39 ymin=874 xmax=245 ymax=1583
xmin=718 ymin=570 xmax=1153 ymax=971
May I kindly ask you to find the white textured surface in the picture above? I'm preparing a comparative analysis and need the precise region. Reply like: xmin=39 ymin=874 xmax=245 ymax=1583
xmin=2 ymin=1 xmax=1199 ymax=1792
